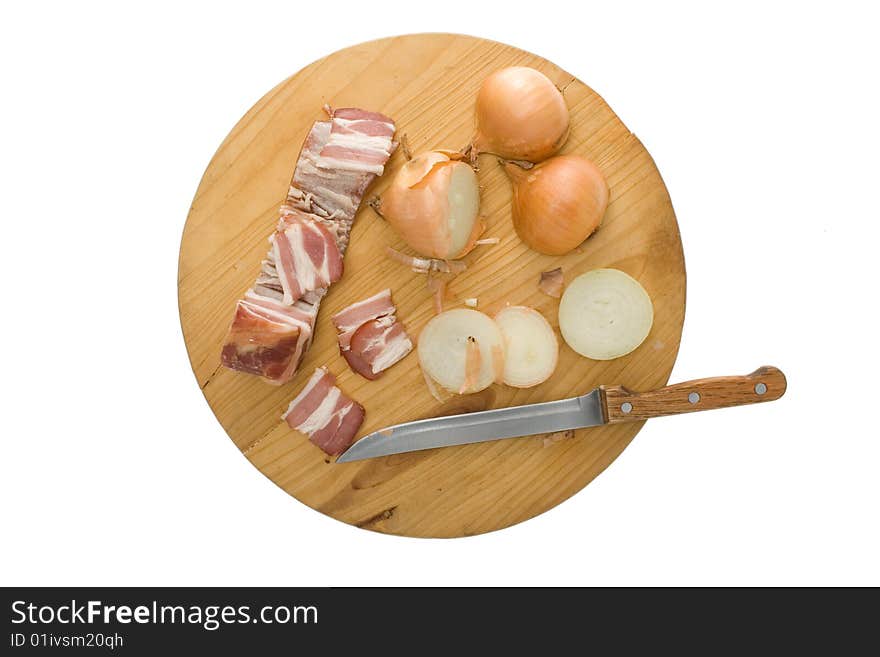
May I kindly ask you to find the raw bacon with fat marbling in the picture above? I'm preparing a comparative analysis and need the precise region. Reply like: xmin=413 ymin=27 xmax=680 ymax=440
xmin=220 ymin=293 xmax=317 ymax=385
xmin=220 ymin=105 xmax=396 ymax=384
xmin=272 ymin=217 xmax=343 ymax=304
xmin=332 ymin=289 xmax=412 ymax=379
xmin=281 ymin=368 xmax=365 ymax=456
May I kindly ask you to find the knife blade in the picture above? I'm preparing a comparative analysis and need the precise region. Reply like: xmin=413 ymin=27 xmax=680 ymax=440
xmin=335 ymin=366 xmax=787 ymax=463
xmin=336 ymin=390 xmax=604 ymax=463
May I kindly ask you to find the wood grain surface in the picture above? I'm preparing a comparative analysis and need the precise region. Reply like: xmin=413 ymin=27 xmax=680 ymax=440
xmin=178 ymin=33 xmax=686 ymax=538
xmin=602 ymin=366 xmax=787 ymax=423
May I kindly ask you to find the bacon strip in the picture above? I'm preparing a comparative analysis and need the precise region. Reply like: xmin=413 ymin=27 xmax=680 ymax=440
xmin=221 ymin=106 xmax=396 ymax=384
xmin=220 ymin=294 xmax=316 ymax=385
xmin=272 ymin=217 xmax=342 ymax=304
xmin=282 ymin=368 xmax=365 ymax=456
xmin=350 ymin=317 xmax=413 ymax=376
xmin=331 ymin=118 xmax=396 ymax=139
xmin=332 ymin=289 xmax=397 ymax=351
xmin=332 ymin=289 xmax=413 ymax=379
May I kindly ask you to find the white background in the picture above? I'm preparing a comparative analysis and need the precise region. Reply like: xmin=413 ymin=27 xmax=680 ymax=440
xmin=2 ymin=1 xmax=878 ymax=586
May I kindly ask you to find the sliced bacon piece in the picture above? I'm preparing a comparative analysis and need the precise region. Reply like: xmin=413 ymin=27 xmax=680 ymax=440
xmin=329 ymin=107 xmax=396 ymax=123
xmin=318 ymin=146 xmax=391 ymax=175
xmin=272 ymin=217 xmax=343 ymax=304
xmin=278 ymin=206 xmax=349 ymax=254
xmin=331 ymin=289 xmax=396 ymax=351
xmin=331 ymin=118 xmax=396 ymax=138
xmin=291 ymin=122 xmax=365 ymax=220
xmin=340 ymin=345 xmax=378 ymax=381
xmin=333 ymin=289 xmax=413 ymax=378
xmin=348 ymin=316 xmax=413 ymax=377
xmin=221 ymin=300 xmax=310 ymax=385
xmin=282 ymin=368 xmax=365 ymax=456
xmin=318 ymin=107 xmax=396 ymax=176
xmin=290 ymin=110 xmax=395 ymax=225
xmin=280 ymin=366 xmax=336 ymax=427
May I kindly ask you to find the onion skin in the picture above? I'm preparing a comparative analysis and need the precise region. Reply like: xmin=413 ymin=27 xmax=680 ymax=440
xmin=376 ymin=152 xmax=483 ymax=260
xmin=505 ymin=155 xmax=609 ymax=255
xmin=460 ymin=337 xmax=482 ymax=394
xmin=539 ymin=267 xmax=564 ymax=298
xmin=472 ymin=67 xmax=570 ymax=162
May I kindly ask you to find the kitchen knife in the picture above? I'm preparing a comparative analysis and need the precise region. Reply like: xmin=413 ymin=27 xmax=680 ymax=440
xmin=336 ymin=366 xmax=786 ymax=463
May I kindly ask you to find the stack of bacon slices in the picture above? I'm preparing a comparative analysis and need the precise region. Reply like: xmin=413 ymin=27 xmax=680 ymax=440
xmin=281 ymin=368 xmax=365 ymax=456
xmin=332 ymin=289 xmax=413 ymax=380
xmin=221 ymin=107 xmax=397 ymax=385
xmin=219 ymin=105 xmax=408 ymax=457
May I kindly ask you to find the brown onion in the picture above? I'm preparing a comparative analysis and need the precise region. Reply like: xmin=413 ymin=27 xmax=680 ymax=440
xmin=471 ymin=67 xmax=570 ymax=162
xmin=504 ymin=155 xmax=609 ymax=255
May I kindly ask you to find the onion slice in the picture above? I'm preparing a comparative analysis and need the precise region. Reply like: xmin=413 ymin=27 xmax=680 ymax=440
xmin=417 ymin=309 xmax=505 ymax=394
xmin=539 ymin=267 xmax=564 ymax=298
xmin=558 ymin=269 xmax=653 ymax=360
xmin=493 ymin=306 xmax=559 ymax=388
xmin=421 ymin=365 xmax=451 ymax=403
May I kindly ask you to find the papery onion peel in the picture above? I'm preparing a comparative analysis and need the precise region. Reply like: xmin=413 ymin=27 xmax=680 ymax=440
xmin=385 ymin=246 xmax=465 ymax=275
xmin=539 ymin=267 xmax=564 ymax=298
xmin=375 ymin=151 xmax=483 ymax=259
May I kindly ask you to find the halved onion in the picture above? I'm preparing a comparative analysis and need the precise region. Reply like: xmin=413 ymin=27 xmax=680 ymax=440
xmin=417 ymin=309 xmax=505 ymax=394
xmin=494 ymin=306 xmax=559 ymax=387
xmin=558 ymin=269 xmax=653 ymax=360
xmin=375 ymin=151 xmax=482 ymax=259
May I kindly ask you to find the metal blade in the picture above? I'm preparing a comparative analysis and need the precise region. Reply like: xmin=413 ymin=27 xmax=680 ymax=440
xmin=336 ymin=389 xmax=605 ymax=463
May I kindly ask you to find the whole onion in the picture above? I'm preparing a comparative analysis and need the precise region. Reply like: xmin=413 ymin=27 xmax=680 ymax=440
xmin=504 ymin=155 xmax=609 ymax=255
xmin=471 ymin=66 xmax=570 ymax=163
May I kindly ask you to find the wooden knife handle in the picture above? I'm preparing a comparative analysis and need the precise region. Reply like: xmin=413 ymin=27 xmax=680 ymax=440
xmin=600 ymin=366 xmax=787 ymax=423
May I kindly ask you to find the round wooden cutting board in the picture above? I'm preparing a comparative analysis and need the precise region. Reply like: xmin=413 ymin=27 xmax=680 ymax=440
xmin=178 ymin=33 xmax=685 ymax=538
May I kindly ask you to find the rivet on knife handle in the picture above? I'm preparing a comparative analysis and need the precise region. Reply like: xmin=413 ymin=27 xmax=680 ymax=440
xmin=600 ymin=366 xmax=787 ymax=423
